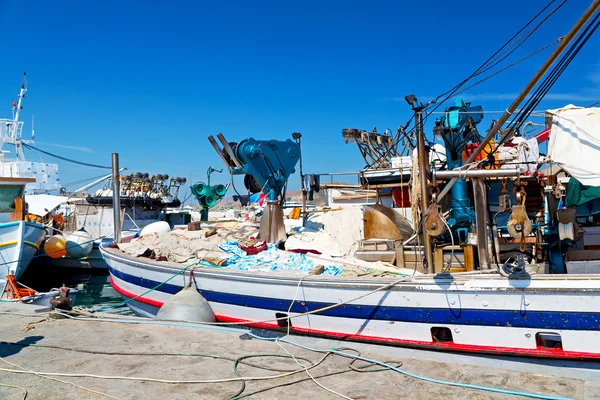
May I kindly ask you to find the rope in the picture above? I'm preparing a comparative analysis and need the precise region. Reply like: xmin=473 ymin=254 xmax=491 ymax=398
xmin=5 ymin=311 xmax=573 ymax=400
xmin=0 ymin=356 xmax=120 ymax=400
xmin=0 ymin=383 xmax=27 ymax=400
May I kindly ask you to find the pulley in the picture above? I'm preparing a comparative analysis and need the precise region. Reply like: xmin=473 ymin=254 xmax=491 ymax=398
xmin=558 ymin=222 xmax=576 ymax=241
xmin=424 ymin=203 xmax=447 ymax=237
xmin=507 ymin=205 xmax=533 ymax=239
xmin=424 ymin=191 xmax=447 ymax=237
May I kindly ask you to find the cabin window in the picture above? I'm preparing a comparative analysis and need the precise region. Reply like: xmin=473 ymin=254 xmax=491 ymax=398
xmin=535 ymin=332 xmax=562 ymax=350
xmin=0 ymin=186 xmax=23 ymax=212
xmin=431 ymin=327 xmax=453 ymax=343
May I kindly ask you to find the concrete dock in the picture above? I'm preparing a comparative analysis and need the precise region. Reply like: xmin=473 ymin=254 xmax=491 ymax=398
xmin=1 ymin=303 xmax=599 ymax=399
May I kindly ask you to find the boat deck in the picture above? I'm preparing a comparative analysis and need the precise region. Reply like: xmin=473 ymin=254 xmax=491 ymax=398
xmin=103 ymin=244 xmax=600 ymax=288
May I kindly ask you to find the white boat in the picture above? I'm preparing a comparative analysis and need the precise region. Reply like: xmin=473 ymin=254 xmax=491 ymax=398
xmin=101 ymin=242 xmax=600 ymax=359
xmin=0 ymin=177 xmax=46 ymax=280
xmin=100 ymin=98 xmax=600 ymax=360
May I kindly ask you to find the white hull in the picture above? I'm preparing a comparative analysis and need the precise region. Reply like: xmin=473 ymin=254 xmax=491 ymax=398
xmin=101 ymin=244 xmax=600 ymax=359
xmin=0 ymin=221 xmax=46 ymax=279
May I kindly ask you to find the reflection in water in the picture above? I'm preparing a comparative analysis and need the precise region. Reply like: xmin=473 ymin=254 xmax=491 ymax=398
xmin=20 ymin=264 xmax=132 ymax=315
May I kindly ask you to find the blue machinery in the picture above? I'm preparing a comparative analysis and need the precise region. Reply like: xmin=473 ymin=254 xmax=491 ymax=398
xmin=434 ymin=97 xmax=484 ymax=237
xmin=209 ymin=133 xmax=300 ymax=242
xmin=190 ymin=167 xmax=228 ymax=221
xmin=426 ymin=97 xmax=566 ymax=273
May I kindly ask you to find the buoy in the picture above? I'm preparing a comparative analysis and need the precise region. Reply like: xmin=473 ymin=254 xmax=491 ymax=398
xmin=65 ymin=229 xmax=94 ymax=258
xmin=140 ymin=221 xmax=171 ymax=236
xmin=155 ymin=285 xmax=215 ymax=323
xmin=44 ymin=235 xmax=67 ymax=259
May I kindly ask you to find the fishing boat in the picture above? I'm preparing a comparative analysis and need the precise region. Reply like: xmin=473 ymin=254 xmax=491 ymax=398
xmin=0 ymin=176 xmax=46 ymax=280
xmin=101 ymin=2 xmax=600 ymax=359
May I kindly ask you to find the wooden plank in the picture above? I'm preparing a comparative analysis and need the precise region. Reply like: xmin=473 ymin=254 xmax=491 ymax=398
xmin=464 ymin=245 xmax=475 ymax=271
xmin=0 ymin=177 xmax=36 ymax=183
xmin=333 ymin=194 xmax=376 ymax=200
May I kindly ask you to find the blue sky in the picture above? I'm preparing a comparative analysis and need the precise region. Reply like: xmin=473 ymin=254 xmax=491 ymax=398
xmin=0 ymin=0 xmax=598 ymax=200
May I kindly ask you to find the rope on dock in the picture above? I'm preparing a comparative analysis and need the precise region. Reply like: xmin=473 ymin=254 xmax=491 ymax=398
xmin=0 ymin=310 xmax=575 ymax=400
xmin=0 ymin=355 xmax=121 ymax=400
xmin=0 ymin=383 xmax=27 ymax=400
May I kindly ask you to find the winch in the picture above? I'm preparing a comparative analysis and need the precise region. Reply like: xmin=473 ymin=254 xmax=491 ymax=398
xmin=208 ymin=133 xmax=300 ymax=243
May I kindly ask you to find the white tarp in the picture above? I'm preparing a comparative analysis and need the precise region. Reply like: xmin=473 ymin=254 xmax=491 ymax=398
xmin=547 ymin=105 xmax=600 ymax=186
xmin=26 ymin=194 xmax=69 ymax=217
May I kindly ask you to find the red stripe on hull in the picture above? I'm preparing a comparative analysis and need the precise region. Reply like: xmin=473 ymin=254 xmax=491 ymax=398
xmin=109 ymin=276 xmax=600 ymax=360
xmin=110 ymin=277 xmax=164 ymax=308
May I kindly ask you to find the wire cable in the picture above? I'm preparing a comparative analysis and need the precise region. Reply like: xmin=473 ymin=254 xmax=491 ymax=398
xmin=23 ymin=143 xmax=111 ymax=169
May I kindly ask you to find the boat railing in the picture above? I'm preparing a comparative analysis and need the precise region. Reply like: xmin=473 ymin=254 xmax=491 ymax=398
xmin=123 ymin=212 xmax=141 ymax=232
xmin=0 ymin=119 xmax=23 ymax=138
xmin=313 ymin=171 xmax=363 ymax=189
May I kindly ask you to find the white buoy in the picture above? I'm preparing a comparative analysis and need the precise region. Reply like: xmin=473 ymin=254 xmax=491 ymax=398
xmin=139 ymin=221 xmax=171 ymax=237
xmin=65 ymin=229 xmax=94 ymax=258
xmin=155 ymin=285 xmax=215 ymax=323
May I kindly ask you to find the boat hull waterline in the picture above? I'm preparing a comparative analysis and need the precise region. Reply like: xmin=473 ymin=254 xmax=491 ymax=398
xmin=101 ymin=244 xmax=600 ymax=359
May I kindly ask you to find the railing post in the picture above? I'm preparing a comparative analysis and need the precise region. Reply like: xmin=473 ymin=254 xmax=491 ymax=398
xmin=112 ymin=153 xmax=122 ymax=244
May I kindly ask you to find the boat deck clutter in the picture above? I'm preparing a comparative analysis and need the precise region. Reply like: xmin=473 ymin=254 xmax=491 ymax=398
xmin=114 ymin=221 xmax=405 ymax=277
xmin=0 ymin=304 xmax=597 ymax=400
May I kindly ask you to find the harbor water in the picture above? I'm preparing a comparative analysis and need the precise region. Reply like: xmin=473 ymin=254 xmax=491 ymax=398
xmin=19 ymin=264 xmax=132 ymax=315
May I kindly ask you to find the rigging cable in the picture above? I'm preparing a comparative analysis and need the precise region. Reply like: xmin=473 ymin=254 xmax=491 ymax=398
xmin=482 ymin=13 xmax=600 ymax=165
xmin=430 ymin=0 xmax=566 ymax=106
xmin=364 ymin=0 xmax=566 ymax=170
xmin=452 ymin=36 xmax=564 ymax=99
xmin=507 ymin=12 xmax=600 ymax=134
xmin=23 ymin=143 xmax=111 ymax=169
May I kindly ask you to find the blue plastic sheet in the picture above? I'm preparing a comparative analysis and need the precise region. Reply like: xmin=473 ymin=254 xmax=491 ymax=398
xmin=218 ymin=241 xmax=343 ymax=276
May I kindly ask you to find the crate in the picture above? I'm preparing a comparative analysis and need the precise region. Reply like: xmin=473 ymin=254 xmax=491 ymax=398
xmin=188 ymin=221 xmax=203 ymax=231
xmin=391 ymin=156 xmax=412 ymax=169
xmin=358 ymin=239 xmax=395 ymax=252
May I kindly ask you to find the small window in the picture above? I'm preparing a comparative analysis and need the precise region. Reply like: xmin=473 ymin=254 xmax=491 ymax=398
xmin=0 ymin=185 xmax=24 ymax=212
xmin=275 ymin=312 xmax=291 ymax=328
xmin=536 ymin=332 xmax=562 ymax=350
xmin=431 ymin=327 xmax=453 ymax=343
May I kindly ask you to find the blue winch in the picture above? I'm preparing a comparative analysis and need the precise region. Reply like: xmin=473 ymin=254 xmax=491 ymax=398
xmin=208 ymin=133 xmax=300 ymax=201
xmin=434 ymin=97 xmax=484 ymax=235
xmin=208 ymin=133 xmax=300 ymax=243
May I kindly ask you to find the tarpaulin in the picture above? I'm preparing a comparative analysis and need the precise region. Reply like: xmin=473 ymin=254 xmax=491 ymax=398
xmin=547 ymin=105 xmax=600 ymax=186
xmin=565 ymin=177 xmax=600 ymax=215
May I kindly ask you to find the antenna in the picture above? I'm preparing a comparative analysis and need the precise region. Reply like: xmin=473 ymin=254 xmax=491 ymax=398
xmin=31 ymin=115 xmax=35 ymax=141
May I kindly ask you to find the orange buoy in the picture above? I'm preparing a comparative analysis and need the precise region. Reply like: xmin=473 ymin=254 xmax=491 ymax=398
xmin=44 ymin=235 xmax=67 ymax=259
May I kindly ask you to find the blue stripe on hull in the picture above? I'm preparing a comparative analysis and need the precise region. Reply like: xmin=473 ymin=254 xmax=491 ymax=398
xmin=108 ymin=266 xmax=600 ymax=331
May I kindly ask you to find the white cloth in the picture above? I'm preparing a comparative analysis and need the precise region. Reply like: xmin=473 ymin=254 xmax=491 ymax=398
xmin=548 ymin=105 xmax=600 ymax=186
xmin=517 ymin=137 xmax=539 ymax=174
xmin=26 ymin=194 xmax=68 ymax=217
